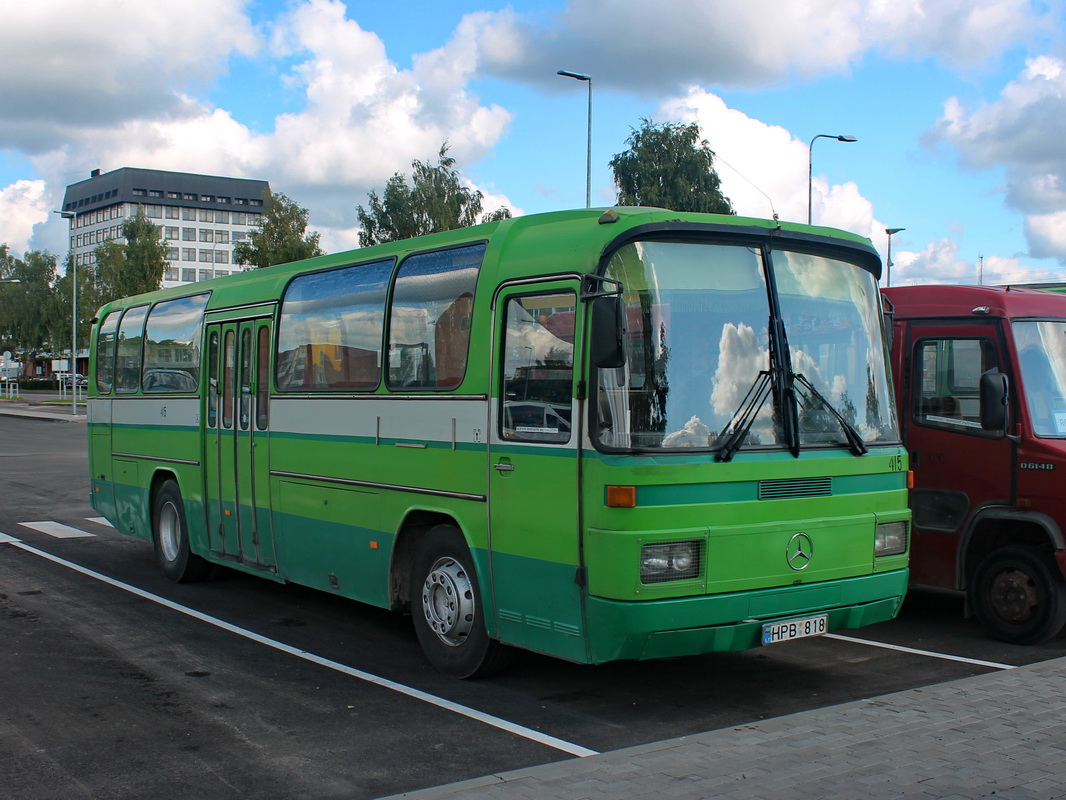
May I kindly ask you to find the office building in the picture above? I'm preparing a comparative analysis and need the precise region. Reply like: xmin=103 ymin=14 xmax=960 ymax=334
xmin=59 ymin=168 xmax=271 ymax=288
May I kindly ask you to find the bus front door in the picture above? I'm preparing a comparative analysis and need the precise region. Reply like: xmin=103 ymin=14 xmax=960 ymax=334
xmin=203 ymin=319 xmax=277 ymax=572
xmin=488 ymin=283 xmax=586 ymax=662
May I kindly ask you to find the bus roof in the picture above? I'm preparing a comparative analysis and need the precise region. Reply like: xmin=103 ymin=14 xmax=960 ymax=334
xmin=95 ymin=207 xmax=881 ymax=319
xmin=884 ymin=284 xmax=1066 ymax=320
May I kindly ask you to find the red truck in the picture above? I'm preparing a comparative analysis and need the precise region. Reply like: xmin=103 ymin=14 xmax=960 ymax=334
xmin=884 ymin=284 xmax=1066 ymax=644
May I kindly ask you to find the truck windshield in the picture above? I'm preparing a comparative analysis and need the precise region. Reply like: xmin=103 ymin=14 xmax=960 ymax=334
xmin=1014 ymin=320 xmax=1066 ymax=437
xmin=594 ymin=239 xmax=898 ymax=453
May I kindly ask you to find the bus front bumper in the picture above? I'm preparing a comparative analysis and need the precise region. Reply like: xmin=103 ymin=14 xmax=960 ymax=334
xmin=584 ymin=569 xmax=909 ymax=663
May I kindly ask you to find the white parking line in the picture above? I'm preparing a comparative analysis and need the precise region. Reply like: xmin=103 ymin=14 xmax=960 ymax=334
xmin=19 ymin=521 xmax=96 ymax=539
xmin=825 ymin=633 xmax=1016 ymax=670
xmin=0 ymin=533 xmax=599 ymax=759
xmin=87 ymin=517 xmax=113 ymax=528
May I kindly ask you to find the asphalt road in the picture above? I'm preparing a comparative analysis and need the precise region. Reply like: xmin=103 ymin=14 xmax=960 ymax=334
xmin=2 ymin=414 xmax=1065 ymax=799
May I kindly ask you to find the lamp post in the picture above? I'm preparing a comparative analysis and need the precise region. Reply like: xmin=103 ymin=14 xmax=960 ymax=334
xmin=557 ymin=70 xmax=592 ymax=208
xmin=0 ymin=279 xmax=20 ymax=396
xmin=885 ymin=227 xmax=905 ymax=287
xmin=808 ymin=134 xmax=857 ymax=225
xmin=53 ymin=209 xmax=78 ymax=416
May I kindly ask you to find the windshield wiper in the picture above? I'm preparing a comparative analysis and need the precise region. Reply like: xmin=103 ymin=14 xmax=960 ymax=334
xmin=715 ymin=370 xmax=772 ymax=462
xmin=793 ymin=373 xmax=868 ymax=456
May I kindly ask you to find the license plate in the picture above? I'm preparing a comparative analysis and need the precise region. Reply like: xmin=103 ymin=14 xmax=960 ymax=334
xmin=762 ymin=614 xmax=828 ymax=645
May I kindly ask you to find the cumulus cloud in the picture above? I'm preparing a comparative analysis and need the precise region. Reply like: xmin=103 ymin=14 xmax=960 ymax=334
xmin=469 ymin=0 xmax=1050 ymax=92
xmin=657 ymin=87 xmax=879 ymax=239
xmin=930 ymin=55 xmax=1066 ymax=262
xmin=6 ymin=0 xmax=517 ymax=254
xmin=889 ymin=237 xmax=1066 ymax=286
xmin=0 ymin=1 xmax=258 ymax=152
xmin=0 ymin=180 xmax=51 ymax=255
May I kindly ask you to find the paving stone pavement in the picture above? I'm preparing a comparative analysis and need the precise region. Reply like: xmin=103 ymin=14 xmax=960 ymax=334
xmin=383 ymin=656 xmax=1066 ymax=800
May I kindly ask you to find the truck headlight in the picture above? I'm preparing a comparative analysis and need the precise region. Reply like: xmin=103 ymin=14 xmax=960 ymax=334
xmin=875 ymin=521 xmax=908 ymax=557
xmin=640 ymin=540 xmax=701 ymax=584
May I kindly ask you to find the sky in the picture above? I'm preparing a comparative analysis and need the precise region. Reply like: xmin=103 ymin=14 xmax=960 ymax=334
xmin=2 ymin=0 xmax=1066 ymax=287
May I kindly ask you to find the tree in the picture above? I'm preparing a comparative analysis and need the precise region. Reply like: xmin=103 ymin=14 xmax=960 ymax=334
xmin=91 ymin=206 xmax=169 ymax=305
xmin=609 ymin=118 xmax=734 ymax=214
xmin=0 ymin=247 xmax=61 ymax=361
xmin=357 ymin=144 xmax=510 ymax=247
xmin=233 ymin=191 xmax=323 ymax=269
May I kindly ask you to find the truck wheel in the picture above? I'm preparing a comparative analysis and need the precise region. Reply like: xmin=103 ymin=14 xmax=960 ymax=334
xmin=972 ymin=546 xmax=1066 ymax=645
xmin=153 ymin=480 xmax=210 ymax=583
xmin=411 ymin=524 xmax=511 ymax=678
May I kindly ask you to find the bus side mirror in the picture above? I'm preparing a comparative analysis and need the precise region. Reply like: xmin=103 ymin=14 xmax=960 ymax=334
xmin=980 ymin=371 xmax=1009 ymax=431
xmin=590 ymin=296 xmax=626 ymax=369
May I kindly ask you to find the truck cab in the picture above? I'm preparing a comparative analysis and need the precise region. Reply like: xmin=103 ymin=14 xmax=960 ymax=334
xmin=884 ymin=284 xmax=1066 ymax=644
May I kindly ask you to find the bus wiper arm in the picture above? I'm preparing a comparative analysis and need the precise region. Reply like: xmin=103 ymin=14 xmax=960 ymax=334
xmin=793 ymin=373 xmax=868 ymax=456
xmin=715 ymin=370 xmax=772 ymax=463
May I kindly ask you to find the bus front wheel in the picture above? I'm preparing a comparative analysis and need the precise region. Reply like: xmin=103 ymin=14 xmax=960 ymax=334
xmin=153 ymin=480 xmax=210 ymax=583
xmin=411 ymin=525 xmax=510 ymax=678
xmin=972 ymin=546 xmax=1066 ymax=645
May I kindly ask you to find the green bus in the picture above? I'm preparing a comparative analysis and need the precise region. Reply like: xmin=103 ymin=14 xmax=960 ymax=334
xmin=87 ymin=207 xmax=910 ymax=677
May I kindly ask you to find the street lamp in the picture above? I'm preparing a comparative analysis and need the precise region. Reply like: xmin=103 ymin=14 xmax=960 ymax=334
xmin=885 ymin=227 xmax=905 ymax=287
xmin=808 ymin=134 xmax=857 ymax=225
xmin=53 ymin=209 xmax=79 ymax=416
xmin=557 ymin=70 xmax=592 ymax=208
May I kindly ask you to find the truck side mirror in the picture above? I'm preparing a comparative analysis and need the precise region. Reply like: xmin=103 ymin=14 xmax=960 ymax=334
xmin=590 ymin=295 xmax=626 ymax=369
xmin=980 ymin=371 xmax=1009 ymax=431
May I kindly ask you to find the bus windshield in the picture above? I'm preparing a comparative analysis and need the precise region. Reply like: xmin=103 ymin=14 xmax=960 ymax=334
xmin=595 ymin=239 xmax=898 ymax=452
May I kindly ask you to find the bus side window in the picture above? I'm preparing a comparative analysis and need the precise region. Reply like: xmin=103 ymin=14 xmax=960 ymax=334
xmin=95 ymin=311 xmax=120 ymax=394
xmin=115 ymin=306 xmax=149 ymax=393
xmin=256 ymin=325 xmax=270 ymax=430
xmin=222 ymin=330 xmax=235 ymax=429
xmin=387 ymin=245 xmax=484 ymax=390
xmin=500 ymin=292 xmax=576 ymax=444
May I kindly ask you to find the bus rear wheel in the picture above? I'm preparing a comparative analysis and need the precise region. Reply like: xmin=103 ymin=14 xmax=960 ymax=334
xmin=972 ymin=546 xmax=1066 ymax=645
xmin=411 ymin=525 xmax=510 ymax=678
xmin=153 ymin=480 xmax=210 ymax=583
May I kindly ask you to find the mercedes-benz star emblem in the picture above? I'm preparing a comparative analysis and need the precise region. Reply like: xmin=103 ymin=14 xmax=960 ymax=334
xmin=786 ymin=532 xmax=813 ymax=571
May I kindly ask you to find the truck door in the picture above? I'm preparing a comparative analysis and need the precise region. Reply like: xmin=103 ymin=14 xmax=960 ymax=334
xmin=903 ymin=320 xmax=1012 ymax=588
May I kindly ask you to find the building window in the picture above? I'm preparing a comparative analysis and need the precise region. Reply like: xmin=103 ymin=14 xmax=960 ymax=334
xmin=218 ymin=197 xmax=230 ymax=204
xmin=149 ymin=190 xmax=163 ymax=198
xmin=165 ymin=206 xmax=180 ymax=219
xmin=199 ymin=249 xmax=212 ymax=263
xmin=182 ymin=208 xmax=197 ymax=221
xmin=199 ymin=209 xmax=211 ymax=222
xmin=214 ymin=210 xmax=229 ymax=224
xmin=201 ymin=195 xmax=213 ymax=202
xmin=183 ymin=193 xmax=196 ymax=201
xmin=233 ymin=231 xmax=247 ymax=242
xmin=182 ymin=227 xmax=196 ymax=241
xmin=132 ymin=188 xmax=146 ymax=197
xmin=182 ymin=268 xmax=196 ymax=282
xmin=199 ymin=269 xmax=213 ymax=281
xmin=164 ymin=267 xmax=178 ymax=281
xmin=199 ymin=229 xmax=213 ymax=243
xmin=182 ymin=248 xmax=196 ymax=262
xmin=214 ymin=250 xmax=229 ymax=264
xmin=215 ymin=230 xmax=229 ymax=244
xmin=164 ymin=226 xmax=179 ymax=240
xmin=166 ymin=247 xmax=179 ymax=260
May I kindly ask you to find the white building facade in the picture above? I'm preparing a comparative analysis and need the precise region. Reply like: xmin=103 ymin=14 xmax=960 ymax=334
xmin=59 ymin=168 xmax=271 ymax=289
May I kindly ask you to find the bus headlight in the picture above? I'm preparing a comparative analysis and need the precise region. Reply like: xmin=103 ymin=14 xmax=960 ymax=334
xmin=640 ymin=540 xmax=701 ymax=584
xmin=875 ymin=521 xmax=908 ymax=557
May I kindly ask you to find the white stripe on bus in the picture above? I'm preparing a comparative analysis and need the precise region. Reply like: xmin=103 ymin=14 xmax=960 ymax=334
xmin=0 ymin=533 xmax=599 ymax=758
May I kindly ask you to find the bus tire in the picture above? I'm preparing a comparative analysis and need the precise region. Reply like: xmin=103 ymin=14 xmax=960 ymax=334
xmin=411 ymin=524 xmax=511 ymax=678
xmin=153 ymin=480 xmax=210 ymax=583
xmin=972 ymin=546 xmax=1066 ymax=645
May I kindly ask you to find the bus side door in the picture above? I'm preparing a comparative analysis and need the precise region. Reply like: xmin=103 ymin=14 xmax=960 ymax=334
xmin=903 ymin=319 xmax=1012 ymax=588
xmin=488 ymin=282 xmax=586 ymax=661
xmin=203 ymin=318 xmax=277 ymax=572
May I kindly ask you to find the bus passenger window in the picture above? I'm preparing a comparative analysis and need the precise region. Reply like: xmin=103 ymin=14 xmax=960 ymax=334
xmin=115 ymin=306 xmax=149 ymax=393
xmin=95 ymin=311 xmax=120 ymax=394
xmin=142 ymin=293 xmax=209 ymax=393
xmin=207 ymin=331 xmax=219 ymax=428
xmin=500 ymin=293 xmax=575 ymax=444
xmin=387 ymin=244 xmax=484 ymax=390
xmin=223 ymin=330 xmax=235 ymax=429
xmin=240 ymin=328 xmax=252 ymax=430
